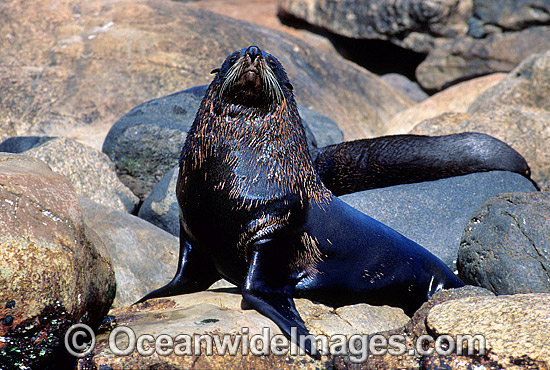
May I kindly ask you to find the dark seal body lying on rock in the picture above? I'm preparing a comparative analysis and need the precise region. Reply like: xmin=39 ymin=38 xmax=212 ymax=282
xmin=138 ymin=46 xmax=534 ymax=356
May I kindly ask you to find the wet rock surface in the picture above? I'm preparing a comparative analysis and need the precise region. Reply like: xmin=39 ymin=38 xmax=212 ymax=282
xmin=0 ymin=154 xmax=115 ymax=369
xmin=79 ymin=289 xmax=409 ymax=369
xmin=427 ymin=294 xmax=550 ymax=368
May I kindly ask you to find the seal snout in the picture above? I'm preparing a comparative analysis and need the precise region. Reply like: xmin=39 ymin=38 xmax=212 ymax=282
xmin=245 ymin=45 xmax=262 ymax=62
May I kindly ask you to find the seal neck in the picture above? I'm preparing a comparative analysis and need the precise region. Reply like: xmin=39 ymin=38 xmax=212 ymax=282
xmin=184 ymin=83 xmax=331 ymax=204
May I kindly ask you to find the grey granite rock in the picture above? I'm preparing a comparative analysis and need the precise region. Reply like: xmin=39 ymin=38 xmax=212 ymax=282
xmin=138 ymin=165 xmax=180 ymax=236
xmin=79 ymin=198 xmax=179 ymax=308
xmin=458 ymin=191 xmax=550 ymax=294
xmin=0 ymin=136 xmax=56 ymax=153
xmin=340 ymin=171 xmax=537 ymax=270
xmin=22 ymin=137 xmax=139 ymax=213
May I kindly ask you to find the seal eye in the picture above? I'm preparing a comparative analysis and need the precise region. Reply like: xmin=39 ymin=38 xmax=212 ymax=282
xmin=228 ymin=54 xmax=240 ymax=65
xmin=265 ymin=57 xmax=278 ymax=70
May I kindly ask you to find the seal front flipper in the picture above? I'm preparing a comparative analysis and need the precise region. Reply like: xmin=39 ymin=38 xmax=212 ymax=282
xmin=135 ymin=230 xmax=220 ymax=304
xmin=242 ymin=248 xmax=319 ymax=358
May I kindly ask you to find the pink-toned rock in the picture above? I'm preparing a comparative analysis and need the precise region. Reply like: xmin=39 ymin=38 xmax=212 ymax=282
xmin=386 ymin=73 xmax=506 ymax=135
xmin=0 ymin=0 xmax=411 ymax=149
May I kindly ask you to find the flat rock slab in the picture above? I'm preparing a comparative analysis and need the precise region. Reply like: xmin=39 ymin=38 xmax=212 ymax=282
xmin=80 ymin=290 xmax=408 ymax=369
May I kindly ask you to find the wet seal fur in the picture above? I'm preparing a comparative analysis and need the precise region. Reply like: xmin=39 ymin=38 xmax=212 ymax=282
xmin=138 ymin=46 xmax=474 ymax=357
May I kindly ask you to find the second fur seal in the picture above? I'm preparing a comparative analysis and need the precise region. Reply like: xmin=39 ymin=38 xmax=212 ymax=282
xmin=138 ymin=46 xmax=465 ymax=356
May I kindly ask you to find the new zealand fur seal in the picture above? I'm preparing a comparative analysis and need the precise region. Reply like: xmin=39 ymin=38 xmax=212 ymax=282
xmin=137 ymin=45 xmax=484 ymax=356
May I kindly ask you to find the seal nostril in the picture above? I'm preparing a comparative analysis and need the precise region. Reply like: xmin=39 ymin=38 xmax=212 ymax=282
xmin=245 ymin=46 xmax=262 ymax=62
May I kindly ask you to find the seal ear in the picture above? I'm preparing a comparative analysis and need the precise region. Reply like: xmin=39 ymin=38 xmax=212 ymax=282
xmin=210 ymin=68 xmax=221 ymax=74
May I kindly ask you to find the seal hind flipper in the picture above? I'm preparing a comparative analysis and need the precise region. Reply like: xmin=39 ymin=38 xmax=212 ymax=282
xmin=135 ymin=231 xmax=220 ymax=304
xmin=242 ymin=248 xmax=319 ymax=358
xmin=313 ymin=132 xmax=537 ymax=195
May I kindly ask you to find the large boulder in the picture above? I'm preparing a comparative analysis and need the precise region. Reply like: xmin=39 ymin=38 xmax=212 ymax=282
xmin=385 ymin=73 xmax=505 ymax=135
xmin=79 ymin=198 xmax=179 ymax=308
xmin=279 ymin=0 xmax=550 ymax=91
xmin=0 ymin=154 xmax=115 ymax=369
xmin=416 ymin=26 xmax=550 ymax=91
xmin=3 ymin=136 xmax=139 ymax=213
xmin=0 ymin=0 xmax=411 ymax=150
xmin=278 ymin=0 xmax=472 ymax=54
xmin=458 ymin=192 xmax=550 ymax=295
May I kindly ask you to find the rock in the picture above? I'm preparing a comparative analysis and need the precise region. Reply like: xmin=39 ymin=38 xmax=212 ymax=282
xmin=0 ymin=153 xmax=115 ymax=369
xmin=79 ymin=198 xmax=179 ymax=308
xmin=380 ymin=73 xmax=429 ymax=103
xmin=340 ymin=171 xmax=537 ymax=270
xmin=278 ymin=0 xmax=472 ymax=54
xmin=458 ymin=192 xmax=550 ymax=295
xmin=468 ymin=0 xmax=550 ymax=37
xmin=0 ymin=136 xmax=56 ymax=153
xmin=278 ymin=0 xmax=550 ymax=91
xmin=412 ymin=52 xmax=550 ymax=186
xmin=0 ymin=0 xmax=411 ymax=150
xmin=416 ymin=26 xmax=550 ymax=91
xmin=341 ymin=285 xmax=494 ymax=369
xmin=79 ymin=290 xmax=408 ymax=369
xmin=20 ymin=137 xmax=138 ymax=213
xmin=103 ymin=86 xmax=343 ymax=199
xmin=470 ymin=51 xmax=550 ymax=113
xmin=426 ymin=294 xmax=550 ymax=368
xmin=138 ymin=166 xmax=180 ymax=236
xmin=386 ymin=73 xmax=505 ymax=135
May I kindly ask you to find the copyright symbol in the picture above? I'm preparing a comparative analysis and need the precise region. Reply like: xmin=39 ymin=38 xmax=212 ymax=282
xmin=65 ymin=323 xmax=96 ymax=357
